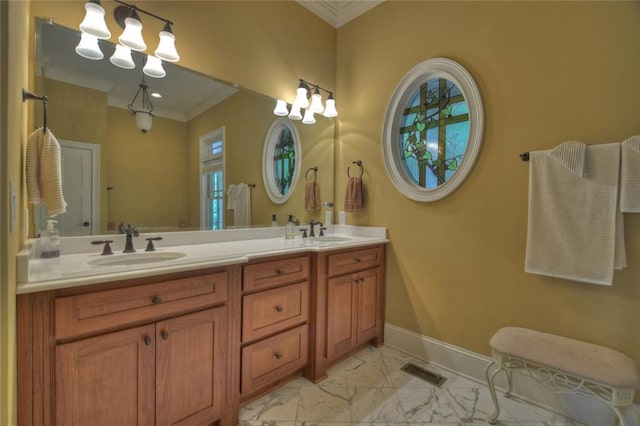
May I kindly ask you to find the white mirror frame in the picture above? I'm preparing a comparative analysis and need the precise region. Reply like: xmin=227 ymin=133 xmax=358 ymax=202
xmin=262 ymin=117 xmax=301 ymax=204
xmin=382 ymin=57 xmax=484 ymax=202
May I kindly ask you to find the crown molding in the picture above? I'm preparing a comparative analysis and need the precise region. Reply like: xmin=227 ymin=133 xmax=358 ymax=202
xmin=296 ymin=0 xmax=384 ymax=28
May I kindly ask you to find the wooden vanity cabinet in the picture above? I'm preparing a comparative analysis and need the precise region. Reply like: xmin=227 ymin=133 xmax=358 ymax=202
xmin=306 ymin=244 xmax=386 ymax=382
xmin=239 ymin=254 xmax=311 ymax=399
xmin=18 ymin=267 xmax=240 ymax=426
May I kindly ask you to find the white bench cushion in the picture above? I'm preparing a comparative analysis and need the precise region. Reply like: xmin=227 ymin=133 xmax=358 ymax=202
xmin=490 ymin=327 xmax=640 ymax=389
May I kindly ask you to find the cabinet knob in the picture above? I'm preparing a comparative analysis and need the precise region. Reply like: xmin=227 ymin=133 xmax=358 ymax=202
xmin=276 ymin=269 xmax=284 ymax=275
xmin=151 ymin=296 xmax=162 ymax=305
xmin=275 ymin=305 xmax=284 ymax=313
xmin=355 ymin=258 xmax=362 ymax=263
xmin=161 ymin=330 xmax=169 ymax=340
xmin=144 ymin=336 xmax=152 ymax=346
xmin=274 ymin=352 xmax=283 ymax=360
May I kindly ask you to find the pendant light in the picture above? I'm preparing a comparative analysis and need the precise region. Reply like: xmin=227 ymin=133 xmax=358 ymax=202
xmin=75 ymin=32 xmax=104 ymax=60
xmin=118 ymin=7 xmax=146 ymax=51
xmin=323 ymin=93 xmax=338 ymax=118
xmin=128 ymin=76 xmax=154 ymax=133
xmin=288 ymin=105 xmax=303 ymax=121
xmin=309 ymin=87 xmax=324 ymax=114
xmin=79 ymin=0 xmax=111 ymax=39
xmin=143 ymin=55 xmax=166 ymax=78
xmin=292 ymin=80 xmax=310 ymax=109
xmin=273 ymin=99 xmax=289 ymax=116
xmin=302 ymin=109 xmax=316 ymax=125
xmin=155 ymin=22 xmax=180 ymax=62
xmin=110 ymin=44 xmax=135 ymax=69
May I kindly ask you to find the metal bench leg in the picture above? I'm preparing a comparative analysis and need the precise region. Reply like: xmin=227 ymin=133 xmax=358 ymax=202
xmin=504 ymin=368 xmax=513 ymax=398
xmin=485 ymin=361 xmax=504 ymax=425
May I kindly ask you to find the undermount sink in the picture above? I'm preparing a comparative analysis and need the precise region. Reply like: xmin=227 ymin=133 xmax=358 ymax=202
xmin=88 ymin=251 xmax=186 ymax=267
xmin=308 ymin=236 xmax=352 ymax=243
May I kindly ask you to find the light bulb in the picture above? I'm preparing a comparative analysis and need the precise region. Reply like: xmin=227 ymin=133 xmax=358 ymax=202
xmin=309 ymin=87 xmax=324 ymax=114
xmin=155 ymin=23 xmax=180 ymax=62
xmin=323 ymin=95 xmax=338 ymax=118
xmin=273 ymin=99 xmax=289 ymax=116
xmin=143 ymin=55 xmax=166 ymax=78
xmin=302 ymin=109 xmax=316 ymax=125
xmin=75 ymin=32 xmax=103 ymax=60
xmin=288 ymin=105 xmax=303 ymax=120
xmin=79 ymin=1 xmax=111 ymax=39
xmin=119 ymin=13 xmax=146 ymax=51
xmin=110 ymin=44 xmax=135 ymax=69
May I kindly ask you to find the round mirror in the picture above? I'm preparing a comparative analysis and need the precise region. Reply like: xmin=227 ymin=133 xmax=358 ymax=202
xmin=262 ymin=117 xmax=301 ymax=204
xmin=382 ymin=58 xmax=483 ymax=202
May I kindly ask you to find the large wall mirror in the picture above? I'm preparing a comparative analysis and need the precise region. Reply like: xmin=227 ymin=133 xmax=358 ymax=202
xmin=31 ymin=17 xmax=334 ymax=236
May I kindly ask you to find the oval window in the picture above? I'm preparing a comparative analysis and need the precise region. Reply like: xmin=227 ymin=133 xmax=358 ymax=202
xmin=263 ymin=117 xmax=301 ymax=204
xmin=382 ymin=58 xmax=484 ymax=202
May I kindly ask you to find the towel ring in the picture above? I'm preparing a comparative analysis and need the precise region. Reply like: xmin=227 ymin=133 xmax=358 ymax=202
xmin=305 ymin=166 xmax=318 ymax=182
xmin=347 ymin=160 xmax=363 ymax=178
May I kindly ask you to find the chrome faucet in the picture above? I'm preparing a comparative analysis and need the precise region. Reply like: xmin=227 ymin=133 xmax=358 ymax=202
xmin=309 ymin=220 xmax=324 ymax=238
xmin=123 ymin=225 xmax=139 ymax=253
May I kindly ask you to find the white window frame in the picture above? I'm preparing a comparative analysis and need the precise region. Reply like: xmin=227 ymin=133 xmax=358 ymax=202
xmin=199 ymin=127 xmax=225 ymax=229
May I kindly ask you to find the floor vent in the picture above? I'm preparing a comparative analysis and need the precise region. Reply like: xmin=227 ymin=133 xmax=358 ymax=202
xmin=401 ymin=362 xmax=447 ymax=387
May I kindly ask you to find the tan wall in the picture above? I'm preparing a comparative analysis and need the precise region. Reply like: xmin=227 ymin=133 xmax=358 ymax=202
xmin=187 ymin=90 xmax=334 ymax=229
xmin=1 ymin=2 xmax=30 ymax=425
xmin=336 ymin=1 xmax=640 ymax=364
xmin=107 ymin=107 xmax=188 ymax=230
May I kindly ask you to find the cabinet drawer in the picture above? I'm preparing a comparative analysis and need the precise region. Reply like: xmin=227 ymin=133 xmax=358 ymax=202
xmin=242 ymin=281 xmax=309 ymax=342
xmin=55 ymin=272 xmax=228 ymax=340
xmin=327 ymin=245 xmax=383 ymax=276
xmin=241 ymin=324 xmax=308 ymax=396
xmin=243 ymin=256 xmax=309 ymax=291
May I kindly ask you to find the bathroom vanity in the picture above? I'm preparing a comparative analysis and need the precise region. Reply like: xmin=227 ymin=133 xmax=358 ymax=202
xmin=16 ymin=226 xmax=387 ymax=426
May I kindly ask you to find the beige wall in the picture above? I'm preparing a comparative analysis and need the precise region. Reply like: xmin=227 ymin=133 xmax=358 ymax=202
xmin=336 ymin=1 xmax=640 ymax=364
xmin=1 ymin=1 xmax=29 ymax=425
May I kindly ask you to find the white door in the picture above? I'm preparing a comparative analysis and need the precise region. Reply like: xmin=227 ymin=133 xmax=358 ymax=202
xmin=37 ymin=140 xmax=99 ymax=236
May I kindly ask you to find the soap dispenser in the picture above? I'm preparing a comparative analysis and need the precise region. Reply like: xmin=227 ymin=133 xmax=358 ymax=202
xmin=285 ymin=215 xmax=295 ymax=239
xmin=271 ymin=214 xmax=278 ymax=227
xmin=37 ymin=219 xmax=61 ymax=278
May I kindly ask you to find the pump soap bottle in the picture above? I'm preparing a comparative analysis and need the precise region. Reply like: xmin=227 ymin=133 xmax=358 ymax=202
xmin=285 ymin=215 xmax=295 ymax=239
xmin=271 ymin=214 xmax=278 ymax=227
xmin=38 ymin=219 xmax=61 ymax=277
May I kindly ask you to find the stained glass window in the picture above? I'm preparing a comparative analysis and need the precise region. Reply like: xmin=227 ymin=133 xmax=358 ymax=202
xmin=399 ymin=78 xmax=470 ymax=188
xmin=272 ymin=127 xmax=296 ymax=195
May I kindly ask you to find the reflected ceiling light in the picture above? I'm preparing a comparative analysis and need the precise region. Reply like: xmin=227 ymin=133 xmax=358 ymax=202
xmin=143 ymin=55 xmax=166 ymax=78
xmin=110 ymin=44 xmax=135 ymax=69
xmin=150 ymin=92 xmax=162 ymax=98
xmin=273 ymin=99 xmax=289 ymax=116
xmin=75 ymin=32 xmax=104 ymax=60
xmin=155 ymin=22 xmax=180 ymax=62
xmin=128 ymin=76 xmax=154 ymax=133
xmin=302 ymin=109 xmax=316 ymax=125
xmin=76 ymin=0 xmax=179 ymax=76
xmin=79 ymin=0 xmax=111 ymax=39
xmin=275 ymin=79 xmax=338 ymax=123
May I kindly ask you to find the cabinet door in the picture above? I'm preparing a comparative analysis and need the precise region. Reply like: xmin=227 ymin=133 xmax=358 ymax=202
xmin=155 ymin=307 xmax=227 ymax=426
xmin=356 ymin=267 xmax=380 ymax=345
xmin=56 ymin=324 xmax=155 ymax=426
xmin=326 ymin=274 xmax=356 ymax=362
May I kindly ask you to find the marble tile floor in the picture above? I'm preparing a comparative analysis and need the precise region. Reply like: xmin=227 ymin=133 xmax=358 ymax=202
xmin=240 ymin=345 xmax=585 ymax=426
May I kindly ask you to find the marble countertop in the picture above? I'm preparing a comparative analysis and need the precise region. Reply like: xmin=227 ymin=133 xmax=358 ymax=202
xmin=17 ymin=225 xmax=388 ymax=294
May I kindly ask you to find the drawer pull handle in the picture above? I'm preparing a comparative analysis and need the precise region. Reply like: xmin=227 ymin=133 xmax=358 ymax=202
xmin=275 ymin=305 xmax=284 ymax=313
xmin=276 ymin=269 xmax=284 ymax=275
xmin=151 ymin=296 xmax=162 ymax=305
xmin=355 ymin=277 xmax=364 ymax=283
xmin=274 ymin=352 xmax=283 ymax=360
xmin=161 ymin=330 xmax=169 ymax=340
xmin=144 ymin=336 xmax=152 ymax=346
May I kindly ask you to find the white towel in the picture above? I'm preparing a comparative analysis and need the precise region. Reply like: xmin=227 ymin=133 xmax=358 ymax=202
xmin=525 ymin=142 xmax=625 ymax=286
xmin=26 ymin=127 xmax=67 ymax=217
xmin=226 ymin=183 xmax=251 ymax=228
xmin=619 ymin=135 xmax=640 ymax=212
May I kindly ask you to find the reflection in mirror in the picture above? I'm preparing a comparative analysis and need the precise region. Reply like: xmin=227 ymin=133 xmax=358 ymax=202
xmin=32 ymin=17 xmax=334 ymax=236
xmin=262 ymin=118 xmax=301 ymax=205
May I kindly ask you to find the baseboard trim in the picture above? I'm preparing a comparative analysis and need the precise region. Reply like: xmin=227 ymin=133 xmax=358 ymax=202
xmin=384 ymin=323 xmax=638 ymax=426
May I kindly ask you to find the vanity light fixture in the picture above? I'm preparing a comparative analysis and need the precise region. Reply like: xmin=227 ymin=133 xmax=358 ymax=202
xmin=273 ymin=79 xmax=339 ymax=124
xmin=128 ymin=76 xmax=154 ymax=134
xmin=77 ymin=0 xmax=180 ymax=77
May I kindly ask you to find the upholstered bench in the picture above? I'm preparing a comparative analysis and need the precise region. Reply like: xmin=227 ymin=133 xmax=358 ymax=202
xmin=485 ymin=327 xmax=640 ymax=426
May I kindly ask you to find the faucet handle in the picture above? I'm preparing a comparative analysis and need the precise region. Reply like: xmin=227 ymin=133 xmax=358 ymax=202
xmin=145 ymin=237 xmax=163 ymax=252
xmin=91 ymin=240 xmax=114 ymax=256
xmin=299 ymin=229 xmax=308 ymax=238
xmin=319 ymin=227 xmax=327 ymax=237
